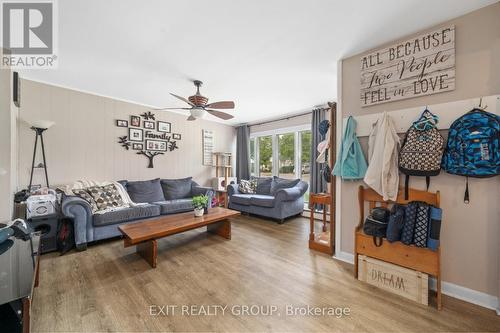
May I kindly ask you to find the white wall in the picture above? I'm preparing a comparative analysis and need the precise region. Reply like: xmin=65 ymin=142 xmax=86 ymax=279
xmin=17 ymin=79 xmax=236 ymax=188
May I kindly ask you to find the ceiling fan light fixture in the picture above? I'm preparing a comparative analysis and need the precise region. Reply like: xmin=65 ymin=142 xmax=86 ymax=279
xmin=159 ymin=80 xmax=235 ymax=121
xmin=190 ymin=107 xmax=206 ymax=119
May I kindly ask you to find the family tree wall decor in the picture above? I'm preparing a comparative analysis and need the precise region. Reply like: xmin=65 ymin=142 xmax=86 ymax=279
xmin=360 ymin=25 xmax=455 ymax=107
xmin=115 ymin=113 xmax=182 ymax=168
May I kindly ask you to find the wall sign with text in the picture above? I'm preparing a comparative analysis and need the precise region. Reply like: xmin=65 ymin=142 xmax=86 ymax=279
xmin=360 ymin=25 xmax=455 ymax=107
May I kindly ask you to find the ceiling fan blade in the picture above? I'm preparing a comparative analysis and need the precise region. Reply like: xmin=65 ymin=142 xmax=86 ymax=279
xmin=206 ymin=109 xmax=234 ymax=120
xmin=187 ymin=115 xmax=196 ymax=121
xmin=170 ymin=93 xmax=195 ymax=107
xmin=152 ymin=107 xmax=191 ymax=111
xmin=205 ymin=101 xmax=235 ymax=109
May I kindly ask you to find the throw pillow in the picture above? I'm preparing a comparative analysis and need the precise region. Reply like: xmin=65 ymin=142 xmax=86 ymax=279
xmin=86 ymin=184 xmax=124 ymax=211
xmin=72 ymin=189 xmax=99 ymax=213
xmin=161 ymin=177 xmax=193 ymax=200
xmin=270 ymin=176 xmax=300 ymax=195
xmin=126 ymin=178 xmax=164 ymax=203
xmin=238 ymin=179 xmax=256 ymax=194
xmin=251 ymin=176 xmax=273 ymax=195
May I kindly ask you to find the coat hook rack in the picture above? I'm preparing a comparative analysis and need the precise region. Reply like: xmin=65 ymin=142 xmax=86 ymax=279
xmin=478 ymin=97 xmax=488 ymax=110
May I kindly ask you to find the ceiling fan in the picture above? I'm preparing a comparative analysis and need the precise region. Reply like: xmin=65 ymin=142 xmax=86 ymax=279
xmin=154 ymin=80 xmax=235 ymax=121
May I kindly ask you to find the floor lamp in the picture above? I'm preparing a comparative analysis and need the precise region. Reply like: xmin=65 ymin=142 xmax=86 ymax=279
xmin=28 ymin=120 xmax=55 ymax=191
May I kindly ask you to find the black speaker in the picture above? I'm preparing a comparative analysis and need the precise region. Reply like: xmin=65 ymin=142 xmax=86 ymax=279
xmin=28 ymin=214 xmax=59 ymax=254
xmin=13 ymin=71 xmax=20 ymax=107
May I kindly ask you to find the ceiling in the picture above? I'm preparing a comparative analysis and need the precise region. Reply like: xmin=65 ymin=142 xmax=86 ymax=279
xmin=19 ymin=0 xmax=496 ymax=125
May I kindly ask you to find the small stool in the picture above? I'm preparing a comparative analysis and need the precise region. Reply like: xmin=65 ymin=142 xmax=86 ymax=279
xmin=309 ymin=193 xmax=333 ymax=255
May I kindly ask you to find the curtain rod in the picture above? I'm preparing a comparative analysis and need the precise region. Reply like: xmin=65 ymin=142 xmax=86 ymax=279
xmin=248 ymin=108 xmax=329 ymax=127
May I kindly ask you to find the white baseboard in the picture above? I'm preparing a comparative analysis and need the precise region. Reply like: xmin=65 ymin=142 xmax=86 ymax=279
xmin=331 ymin=252 xmax=499 ymax=312
xmin=428 ymin=278 xmax=499 ymax=311
xmin=333 ymin=251 xmax=354 ymax=264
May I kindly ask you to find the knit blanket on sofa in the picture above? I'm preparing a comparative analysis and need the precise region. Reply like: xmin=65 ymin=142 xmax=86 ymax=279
xmin=58 ymin=180 xmax=146 ymax=214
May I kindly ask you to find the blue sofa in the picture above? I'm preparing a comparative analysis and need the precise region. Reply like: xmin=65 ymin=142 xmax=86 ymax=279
xmin=61 ymin=177 xmax=213 ymax=250
xmin=227 ymin=177 xmax=308 ymax=224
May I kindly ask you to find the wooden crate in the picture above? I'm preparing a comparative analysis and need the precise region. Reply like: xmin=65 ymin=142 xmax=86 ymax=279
xmin=358 ymin=255 xmax=429 ymax=305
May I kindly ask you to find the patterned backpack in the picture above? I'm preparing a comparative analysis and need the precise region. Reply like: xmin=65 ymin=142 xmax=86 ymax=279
xmin=399 ymin=110 xmax=444 ymax=199
xmin=442 ymin=108 xmax=500 ymax=202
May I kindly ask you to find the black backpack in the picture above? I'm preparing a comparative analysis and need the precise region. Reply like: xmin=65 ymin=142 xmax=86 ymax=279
xmin=399 ymin=110 xmax=444 ymax=199
xmin=363 ymin=207 xmax=390 ymax=247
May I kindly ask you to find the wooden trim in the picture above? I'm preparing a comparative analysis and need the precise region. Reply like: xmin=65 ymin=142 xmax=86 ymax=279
xmin=329 ymin=102 xmax=336 ymax=255
xmin=22 ymin=297 xmax=30 ymax=333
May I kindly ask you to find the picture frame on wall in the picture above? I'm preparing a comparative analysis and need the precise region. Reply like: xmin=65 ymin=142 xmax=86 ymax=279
xmin=132 ymin=143 xmax=144 ymax=150
xmin=146 ymin=139 xmax=167 ymax=151
xmin=116 ymin=119 xmax=128 ymax=127
xmin=130 ymin=115 xmax=141 ymax=127
xmin=129 ymin=128 xmax=143 ymax=142
xmin=157 ymin=121 xmax=171 ymax=133
xmin=202 ymin=129 xmax=214 ymax=166
xmin=144 ymin=121 xmax=155 ymax=129
xmin=172 ymin=133 xmax=181 ymax=140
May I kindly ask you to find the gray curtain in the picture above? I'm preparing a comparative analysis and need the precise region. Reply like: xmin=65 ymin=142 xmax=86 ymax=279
xmin=236 ymin=125 xmax=250 ymax=181
xmin=310 ymin=108 xmax=326 ymax=194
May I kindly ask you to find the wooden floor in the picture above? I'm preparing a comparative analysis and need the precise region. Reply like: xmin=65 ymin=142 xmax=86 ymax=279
xmin=32 ymin=215 xmax=499 ymax=332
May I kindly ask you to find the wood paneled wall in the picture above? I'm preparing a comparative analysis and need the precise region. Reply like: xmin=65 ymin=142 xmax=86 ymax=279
xmin=17 ymin=79 xmax=236 ymax=188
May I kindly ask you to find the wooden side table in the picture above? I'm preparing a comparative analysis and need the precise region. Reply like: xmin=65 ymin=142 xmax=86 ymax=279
xmin=309 ymin=193 xmax=333 ymax=255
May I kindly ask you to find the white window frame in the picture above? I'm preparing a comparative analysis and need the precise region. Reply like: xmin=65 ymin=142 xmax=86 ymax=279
xmin=250 ymin=124 xmax=311 ymax=179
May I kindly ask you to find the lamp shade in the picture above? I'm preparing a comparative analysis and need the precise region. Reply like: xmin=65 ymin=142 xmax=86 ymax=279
xmin=30 ymin=120 xmax=55 ymax=129
xmin=190 ymin=107 xmax=206 ymax=119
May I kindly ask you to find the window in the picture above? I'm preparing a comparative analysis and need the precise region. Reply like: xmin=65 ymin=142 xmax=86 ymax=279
xmin=258 ymin=136 xmax=273 ymax=177
xmin=250 ymin=138 xmax=256 ymax=176
xmin=278 ymin=133 xmax=295 ymax=179
xmin=250 ymin=126 xmax=312 ymax=205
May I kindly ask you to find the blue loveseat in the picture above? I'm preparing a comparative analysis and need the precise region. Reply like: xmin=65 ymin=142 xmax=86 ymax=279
xmin=227 ymin=176 xmax=308 ymax=224
xmin=61 ymin=177 xmax=213 ymax=250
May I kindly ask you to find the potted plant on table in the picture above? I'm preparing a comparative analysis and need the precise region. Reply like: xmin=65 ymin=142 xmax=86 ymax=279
xmin=192 ymin=195 xmax=209 ymax=217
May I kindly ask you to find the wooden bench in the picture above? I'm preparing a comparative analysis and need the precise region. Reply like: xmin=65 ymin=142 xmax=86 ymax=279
xmin=354 ymin=186 xmax=442 ymax=309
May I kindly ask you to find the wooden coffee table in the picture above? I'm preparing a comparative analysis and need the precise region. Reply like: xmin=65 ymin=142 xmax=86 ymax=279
xmin=118 ymin=207 xmax=240 ymax=268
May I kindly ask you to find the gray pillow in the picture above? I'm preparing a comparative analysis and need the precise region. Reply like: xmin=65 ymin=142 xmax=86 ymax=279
xmin=270 ymin=176 xmax=300 ymax=195
xmin=126 ymin=178 xmax=165 ymax=203
xmin=161 ymin=177 xmax=193 ymax=200
xmin=251 ymin=176 xmax=273 ymax=195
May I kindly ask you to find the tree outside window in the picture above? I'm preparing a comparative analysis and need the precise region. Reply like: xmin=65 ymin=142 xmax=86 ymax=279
xmin=259 ymin=136 xmax=272 ymax=176
xmin=278 ymin=133 xmax=295 ymax=179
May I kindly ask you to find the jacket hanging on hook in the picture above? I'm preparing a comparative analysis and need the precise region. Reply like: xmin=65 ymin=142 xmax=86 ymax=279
xmin=364 ymin=112 xmax=400 ymax=201
xmin=333 ymin=116 xmax=367 ymax=180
